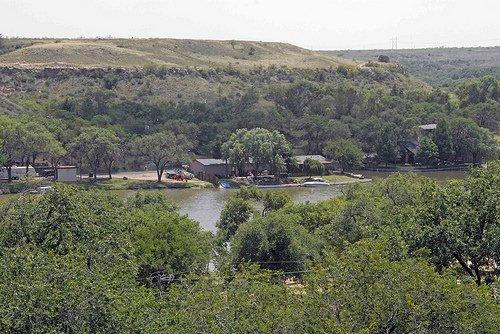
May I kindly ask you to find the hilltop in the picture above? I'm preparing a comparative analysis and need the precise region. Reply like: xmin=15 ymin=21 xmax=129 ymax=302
xmin=322 ymin=46 xmax=500 ymax=85
xmin=0 ymin=38 xmax=353 ymax=69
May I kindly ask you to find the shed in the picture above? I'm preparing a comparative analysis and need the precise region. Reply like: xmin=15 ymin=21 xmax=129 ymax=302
xmin=56 ymin=166 xmax=77 ymax=182
xmin=189 ymin=159 xmax=229 ymax=180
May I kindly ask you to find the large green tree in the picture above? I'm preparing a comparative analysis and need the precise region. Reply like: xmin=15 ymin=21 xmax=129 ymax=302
xmin=408 ymin=162 xmax=500 ymax=285
xmin=132 ymin=131 xmax=192 ymax=182
xmin=222 ymin=128 xmax=291 ymax=175
xmin=70 ymin=127 xmax=121 ymax=180
xmin=323 ymin=139 xmax=364 ymax=172
xmin=0 ymin=116 xmax=23 ymax=181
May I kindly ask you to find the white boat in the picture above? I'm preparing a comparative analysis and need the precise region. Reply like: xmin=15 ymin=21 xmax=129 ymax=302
xmin=302 ymin=181 xmax=330 ymax=187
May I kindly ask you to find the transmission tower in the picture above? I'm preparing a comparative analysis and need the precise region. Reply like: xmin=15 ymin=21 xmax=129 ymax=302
xmin=391 ymin=37 xmax=398 ymax=50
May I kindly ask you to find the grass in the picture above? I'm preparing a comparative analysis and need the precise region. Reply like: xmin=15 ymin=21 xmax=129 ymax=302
xmin=494 ymin=134 xmax=500 ymax=144
xmin=293 ymin=174 xmax=363 ymax=184
xmin=87 ymin=178 xmax=213 ymax=190
xmin=0 ymin=38 xmax=354 ymax=69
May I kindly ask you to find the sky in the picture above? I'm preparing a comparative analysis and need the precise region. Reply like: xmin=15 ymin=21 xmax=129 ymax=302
xmin=3 ymin=0 xmax=500 ymax=50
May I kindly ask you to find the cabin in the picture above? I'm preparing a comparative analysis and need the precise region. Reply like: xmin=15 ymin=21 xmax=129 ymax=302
xmin=56 ymin=166 xmax=78 ymax=182
xmin=189 ymin=158 xmax=230 ymax=180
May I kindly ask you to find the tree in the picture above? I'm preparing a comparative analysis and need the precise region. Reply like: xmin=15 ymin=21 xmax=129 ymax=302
xmin=468 ymin=101 xmax=500 ymax=132
xmin=262 ymin=191 xmax=291 ymax=216
xmin=455 ymin=75 xmax=499 ymax=107
xmin=217 ymin=196 xmax=254 ymax=242
xmin=132 ymin=131 xmax=192 ymax=182
xmin=416 ymin=137 xmax=439 ymax=165
xmin=0 ymin=186 xmax=161 ymax=332
xmin=408 ymin=162 xmax=500 ymax=285
xmin=323 ymin=139 xmax=363 ymax=172
xmin=222 ymin=128 xmax=291 ymax=175
xmin=378 ymin=55 xmax=390 ymax=63
xmin=306 ymin=239 xmax=500 ymax=333
xmin=295 ymin=115 xmax=350 ymax=154
xmin=69 ymin=127 xmax=120 ymax=180
xmin=19 ymin=122 xmax=66 ymax=175
xmin=230 ymin=212 xmax=320 ymax=272
xmin=125 ymin=193 xmax=213 ymax=280
xmin=375 ymin=122 xmax=400 ymax=165
xmin=449 ymin=117 xmax=496 ymax=163
xmin=101 ymin=137 xmax=121 ymax=179
xmin=303 ymin=158 xmax=325 ymax=176
xmin=433 ymin=118 xmax=455 ymax=162
xmin=0 ymin=117 xmax=23 ymax=181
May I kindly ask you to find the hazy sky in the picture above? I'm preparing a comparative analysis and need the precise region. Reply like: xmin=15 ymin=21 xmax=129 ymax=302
xmin=3 ymin=0 xmax=500 ymax=50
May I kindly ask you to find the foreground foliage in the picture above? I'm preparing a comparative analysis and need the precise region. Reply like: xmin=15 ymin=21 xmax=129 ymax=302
xmin=0 ymin=163 xmax=499 ymax=332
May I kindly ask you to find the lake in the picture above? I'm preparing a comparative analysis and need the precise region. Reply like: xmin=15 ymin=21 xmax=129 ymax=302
xmin=118 ymin=186 xmax=345 ymax=233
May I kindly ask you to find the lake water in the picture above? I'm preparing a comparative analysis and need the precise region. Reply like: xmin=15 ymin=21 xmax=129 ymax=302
xmin=118 ymin=186 xmax=345 ymax=233
xmin=124 ymin=170 xmax=467 ymax=232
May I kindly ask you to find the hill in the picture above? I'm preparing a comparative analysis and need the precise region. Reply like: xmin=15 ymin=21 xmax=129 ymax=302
xmin=322 ymin=47 xmax=500 ymax=85
xmin=0 ymin=38 xmax=353 ymax=69
xmin=0 ymin=37 xmax=496 ymax=165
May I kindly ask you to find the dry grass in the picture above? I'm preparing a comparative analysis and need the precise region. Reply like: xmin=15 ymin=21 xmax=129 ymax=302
xmin=0 ymin=38 xmax=356 ymax=69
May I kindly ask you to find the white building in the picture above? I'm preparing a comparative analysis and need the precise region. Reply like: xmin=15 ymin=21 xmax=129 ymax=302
xmin=0 ymin=165 xmax=37 ymax=179
xmin=56 ymin=166 xmax=78 ymax=182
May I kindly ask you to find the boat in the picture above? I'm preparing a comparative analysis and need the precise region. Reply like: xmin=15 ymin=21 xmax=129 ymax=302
xmin=302 ymin=181 xmax=330 ymax=187
xmin=301 ymin=177 xmax=330 ymax=187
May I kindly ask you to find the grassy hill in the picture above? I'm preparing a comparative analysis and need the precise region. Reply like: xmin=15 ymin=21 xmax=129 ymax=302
xmin=0 ymin=38 xmax=354 ymax=69
xmin=322 ymin=46 xmax=500 ymax=85
xmin=0 ymin=37 xmax=496 ymax=169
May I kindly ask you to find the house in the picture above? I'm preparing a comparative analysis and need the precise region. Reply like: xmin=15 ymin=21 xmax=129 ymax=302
xmin=189 ymin=158 xmax=230 ymax=180
xmin=56 ymin=166 xmax=77 ymax=182
xmin=294 ymin=155 xmax=332 ymax=169
xmin=403 ymin=140 xmax=419 ymax=164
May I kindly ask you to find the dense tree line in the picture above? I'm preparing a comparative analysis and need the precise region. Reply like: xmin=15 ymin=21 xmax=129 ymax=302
xmin=0 ymin=115 xmax=194 ymax=182
xmin=1 ymin=66 xmax=498 ymax=169
xmin=0 ymin=163 xmax=498 ymax=332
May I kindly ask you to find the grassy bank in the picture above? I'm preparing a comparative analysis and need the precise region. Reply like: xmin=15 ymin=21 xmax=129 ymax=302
xmin=0 ymin=178 xmax=51 ymax=194
xmin=85 ymin=178 xmax=214 ymax=190
xmin=292 ymin=174 xmax=363 ymax=184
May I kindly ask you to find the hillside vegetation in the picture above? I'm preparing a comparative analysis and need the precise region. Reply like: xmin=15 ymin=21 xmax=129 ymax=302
xmin=0 ymin=38 xmax=353 ymax=69
xmin=0 ymin=38 xmax=497 ymax=171
xmin=323 ymin=46 xmax=500 ymax=85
